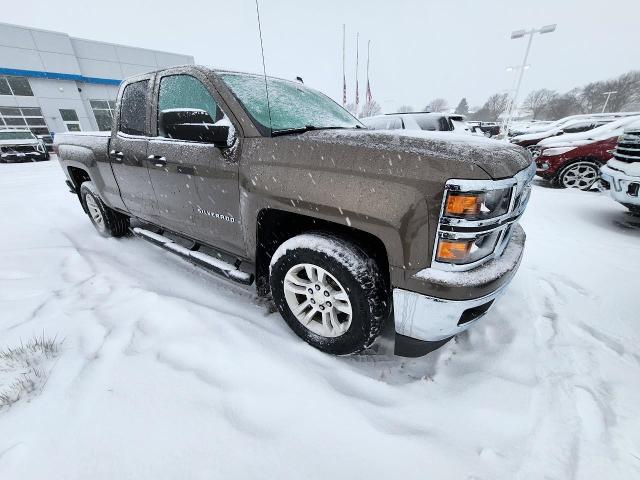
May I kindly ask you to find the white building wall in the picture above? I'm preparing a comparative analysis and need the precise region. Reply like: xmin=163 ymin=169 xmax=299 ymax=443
xmin=0 ymin=22 xmax=194 ymax=135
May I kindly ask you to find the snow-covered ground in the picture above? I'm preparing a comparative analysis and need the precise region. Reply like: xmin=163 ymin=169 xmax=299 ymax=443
xmin=1 ymin=160 xmax=639 ymax=479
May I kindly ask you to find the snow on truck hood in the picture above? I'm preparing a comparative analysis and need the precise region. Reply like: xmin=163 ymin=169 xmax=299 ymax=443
xmin=301 ymin=128 xmax=531 ymax=179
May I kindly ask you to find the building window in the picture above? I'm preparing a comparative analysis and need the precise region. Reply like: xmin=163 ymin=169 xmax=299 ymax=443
xmin=90 ymin=100 xmax=117 ymax=131
xmin=0 ymin=106 xmax=50 ymax=136
xmin=59 ymin=109 xmax=81 ymax=132
xmin=0 ymin=76 xmax=34 ymax=96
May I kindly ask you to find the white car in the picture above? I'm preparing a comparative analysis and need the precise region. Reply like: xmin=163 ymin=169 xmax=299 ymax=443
xmin=599 ymin=124 xmax=640 ymax=215
xmin=0 ymin=129 xmax=48 ymax=162
xmin=362 ymin=112 xmax=478 ymax=135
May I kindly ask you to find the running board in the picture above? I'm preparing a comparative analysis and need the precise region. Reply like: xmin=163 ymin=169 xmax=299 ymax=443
xmin=131 ymin=227 xmax=254 ymax=285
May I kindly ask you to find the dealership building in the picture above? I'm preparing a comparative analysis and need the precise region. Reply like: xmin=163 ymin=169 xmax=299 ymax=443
xmin=0 ymin=22 xmax=193 ymax=140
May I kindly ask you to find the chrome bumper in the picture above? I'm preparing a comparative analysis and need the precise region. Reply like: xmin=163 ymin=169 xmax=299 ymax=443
xmin=393 ymin=224 xmax=525 ymax=342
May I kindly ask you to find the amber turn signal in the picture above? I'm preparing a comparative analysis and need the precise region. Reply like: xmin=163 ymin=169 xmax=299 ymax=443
xmin=445 ymin=193 xmax=481 ymax=216
xmin=436 ymin=239 xmax=472 ymax=262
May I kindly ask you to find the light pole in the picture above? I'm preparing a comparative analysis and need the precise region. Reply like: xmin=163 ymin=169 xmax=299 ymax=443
xmin=601 ymin=91 xmax=617 ymax=113
xmin=502 ymin=24 xmax=556 ymax=137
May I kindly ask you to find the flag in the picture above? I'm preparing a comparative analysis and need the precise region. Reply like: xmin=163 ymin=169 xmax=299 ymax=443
xmin=342 ymin=25 xmax=347 ymax=106
xmin=343 ymin=73 xmax=347 ymax=106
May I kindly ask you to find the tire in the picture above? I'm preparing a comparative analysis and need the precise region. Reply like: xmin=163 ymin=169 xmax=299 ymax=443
xmin=556 ymin=160 xmax=600 ymax=191
xmin=269 ymin=233 xmax=387 ymax=355
xmin=80 ymin=181 xmax=129 ymax=238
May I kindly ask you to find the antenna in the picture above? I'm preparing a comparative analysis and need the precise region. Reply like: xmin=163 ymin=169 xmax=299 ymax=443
xmin=254 ymin=0 xmax=273 ymax=134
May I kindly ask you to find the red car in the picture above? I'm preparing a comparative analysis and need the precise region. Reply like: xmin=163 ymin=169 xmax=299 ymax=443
xmin=535 ymin=135 xmax=617 ymax=190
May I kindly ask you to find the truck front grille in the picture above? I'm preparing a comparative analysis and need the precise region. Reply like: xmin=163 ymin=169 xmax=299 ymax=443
xmin=614 ymin=131 xmax=640 ymax=163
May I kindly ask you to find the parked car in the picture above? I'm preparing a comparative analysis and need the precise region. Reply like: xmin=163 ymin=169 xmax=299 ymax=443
xmin=54 ymin=65 xmax=534 ymax=358
xmin=599 ymin=125 xmax=640 ymax=215
xmin=509 ymin=112 xmax=640 ymax=138
xmin=534 ymin=119 xmax=640 ymax=190
xmin=467 ymin=121 xmax=501 ymax=137
xmin=0 ymin=129 xmax=49 ymax=162
xmin=362 ymin=112 xmax=476 ymax=134
xmin=508 ymin=120 xmax=554 ymax=137
xmin=530 ymin=116 xmax=640 ymax=159
xmin=510 ymin=117 xmax=614 ymax=150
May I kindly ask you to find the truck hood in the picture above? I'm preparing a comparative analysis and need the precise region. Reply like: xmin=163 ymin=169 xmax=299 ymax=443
xmin=301 ymin=129 xmax=531 ymax=179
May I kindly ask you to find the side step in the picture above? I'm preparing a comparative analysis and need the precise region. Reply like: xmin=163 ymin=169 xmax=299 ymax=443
xmin=131 ymin=227 xmax=254 ymax=285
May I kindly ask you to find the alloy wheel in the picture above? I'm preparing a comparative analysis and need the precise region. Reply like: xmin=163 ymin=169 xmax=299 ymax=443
xmin=560 ymin=162 xmax=598 ymax=190
xmin=85 ymin=194 xmax=106 ymax=233
xmin=283 ymin=263 xmax=353 ymax=338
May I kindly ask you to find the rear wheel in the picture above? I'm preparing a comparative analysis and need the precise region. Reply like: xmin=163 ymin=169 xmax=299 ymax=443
xmin=556 ymin=161 xmax=599 ymax=190
xmin=269 ymin=233 xmax=387 ymax=355
xmin=80 ymin=181 xmax=129 ymax=237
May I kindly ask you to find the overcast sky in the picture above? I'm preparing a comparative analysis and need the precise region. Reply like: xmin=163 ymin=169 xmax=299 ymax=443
xmin=5 ymin=0 xmax=640 ymax=112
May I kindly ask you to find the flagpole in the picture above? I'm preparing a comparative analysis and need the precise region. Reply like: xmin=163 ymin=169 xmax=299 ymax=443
xmin=355 ymin=32 xmax=359 ymax=116
xmin=366 ymin=39 xmax=371 ymax=106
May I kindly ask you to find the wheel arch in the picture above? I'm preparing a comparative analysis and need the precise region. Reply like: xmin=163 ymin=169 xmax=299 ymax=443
xmin=254 ymin=208 xmax=391 ymax=297
xmin=67 ymin=166 xmax=92 ymax=212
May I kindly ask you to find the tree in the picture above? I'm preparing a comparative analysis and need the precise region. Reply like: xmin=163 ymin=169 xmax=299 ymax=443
xmin=604 ymin=70 xmax=640 ymax=112
xmin=397 ymin=105 xmax=413 ymax=113
xmin=521 ymin=89 xmax=557 ymax=119
xmin=472 ymin=93 xmax=509 ymax=121
xmin=360 ymin=100 xmax=382 ymax=118
xmin=547 ymin=90 xmax=582 ymax=119
xmin=580 ymin=71 xmax=640 ymax=113
xmin=454 ymin=98 xmax=469 ymax=116
xmin=426 ymin=98 xmax=448 ymax=112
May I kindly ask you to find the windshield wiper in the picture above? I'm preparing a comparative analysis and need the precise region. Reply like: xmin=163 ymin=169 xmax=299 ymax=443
xmin=272 ymin=125 xmax=362 ymax=136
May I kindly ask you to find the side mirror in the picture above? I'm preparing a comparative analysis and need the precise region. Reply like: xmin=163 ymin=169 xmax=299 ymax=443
xmin=159 ymin=109 xmax=231 ymax=147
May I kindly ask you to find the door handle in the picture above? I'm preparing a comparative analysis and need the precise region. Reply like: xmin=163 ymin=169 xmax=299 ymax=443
xmin=147 ymin=154 xmax=167 ymax=168
xmin=110 ymin=150 xmax=124 ymax=161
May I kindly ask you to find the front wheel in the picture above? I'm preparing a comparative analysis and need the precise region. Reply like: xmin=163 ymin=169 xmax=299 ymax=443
xmin=556 ymin=161 xmax=599 ymax=190
xmin=269 ymin=233 xmax=387 ymax=355
xmin=80 ymin=181 xmax=129 ymax=237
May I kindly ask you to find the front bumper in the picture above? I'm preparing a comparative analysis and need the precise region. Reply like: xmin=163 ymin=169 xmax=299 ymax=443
xmin=599 ymin=164 xmax=640 ymax=207
xmin=393 ymin=224 xmax=525 ymax=355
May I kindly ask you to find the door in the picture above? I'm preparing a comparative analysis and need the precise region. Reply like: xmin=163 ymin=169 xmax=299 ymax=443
xmin=109 ymin=77 xmax=158 ymax=220
xmin=147 ymin=72 xmax=242 ymax=255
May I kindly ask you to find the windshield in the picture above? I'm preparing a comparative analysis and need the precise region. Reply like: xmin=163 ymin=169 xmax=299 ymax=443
xmin=0 ymin=131 xmax=35 ymax=140
xmin=220 ymin=73 xmax=362 ymax=134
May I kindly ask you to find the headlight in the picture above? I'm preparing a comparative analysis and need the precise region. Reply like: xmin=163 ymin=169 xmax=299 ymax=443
xmin=436 ymin=231 xmax=502 ymax=264
xmin=36 ymin=142 xmax=45 ymax=153
xmin=444 ymin=188 xmax=512 ymax=220
xmin=541 ymin=146 xmax=575 ymax=157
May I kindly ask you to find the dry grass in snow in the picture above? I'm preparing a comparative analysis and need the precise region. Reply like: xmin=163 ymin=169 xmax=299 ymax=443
xmin=0 ymin=335 xmax=60 ymax=409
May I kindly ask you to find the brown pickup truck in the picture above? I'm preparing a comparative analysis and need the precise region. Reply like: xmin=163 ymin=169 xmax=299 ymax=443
xmin=54 ymin=65 xmax=534 ymax=357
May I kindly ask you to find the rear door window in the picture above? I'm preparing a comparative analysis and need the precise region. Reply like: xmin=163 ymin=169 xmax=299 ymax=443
xmin=119 ymin=80 xmax=149 ymax=136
